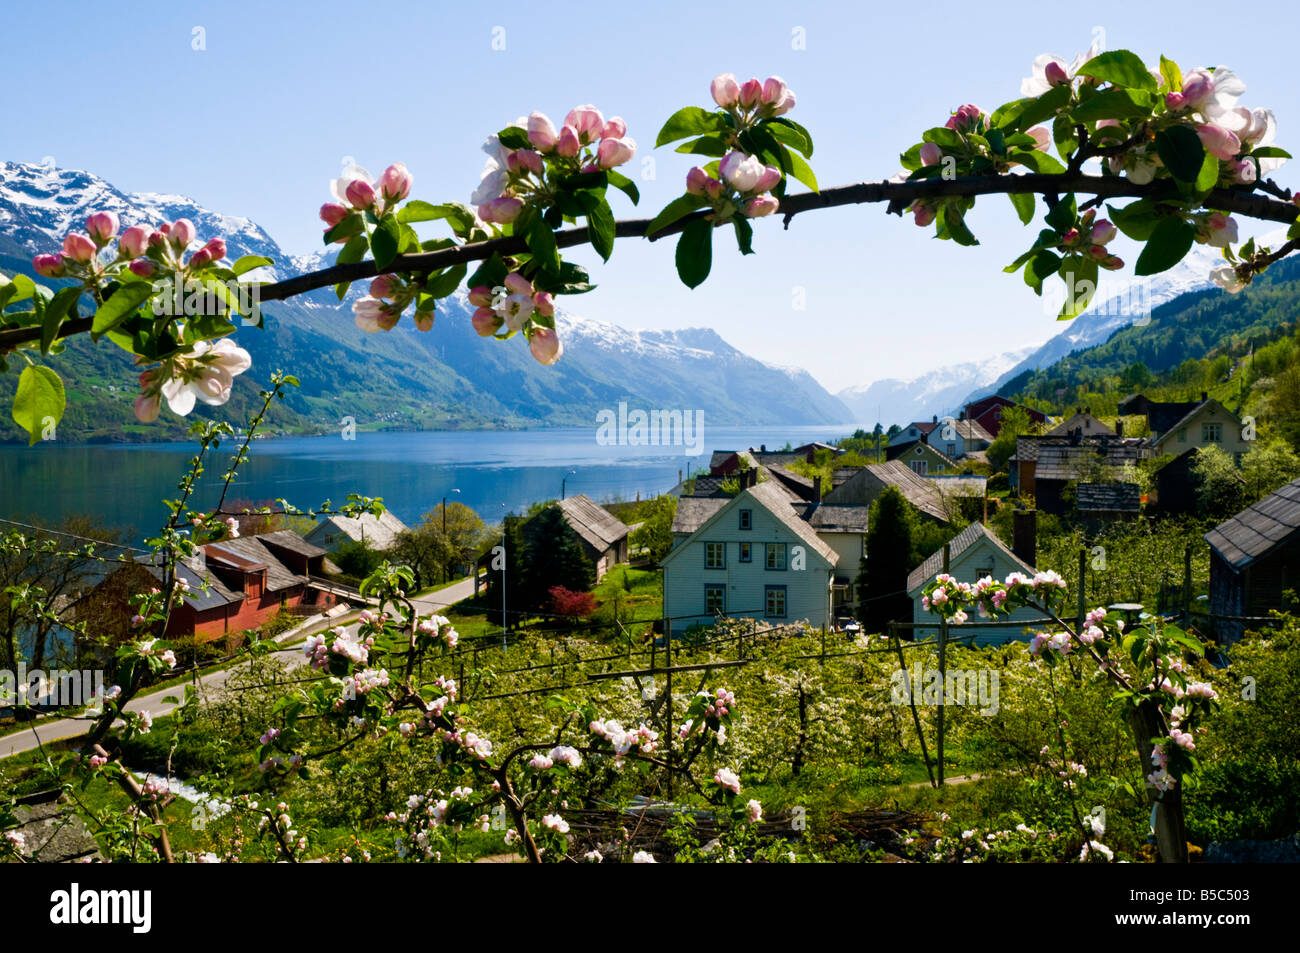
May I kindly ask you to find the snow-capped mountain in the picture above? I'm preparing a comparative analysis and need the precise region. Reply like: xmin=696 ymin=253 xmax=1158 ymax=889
xmin=0 ymin=161 xmax=854 ymax=440
xmin=836 ymin=346 xmax=1039 ymax=428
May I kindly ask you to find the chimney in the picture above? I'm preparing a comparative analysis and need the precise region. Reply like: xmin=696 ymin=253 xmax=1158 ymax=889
xmin=932 ymin=414 xmax=938 ymax=424
xmin=1013 ymin=509 xmax=1038 ymax=568
xmin=1200 ymin=390 xmax=1208 ymax=402
xmin=813 ymin=475 xmax=822 ymax=503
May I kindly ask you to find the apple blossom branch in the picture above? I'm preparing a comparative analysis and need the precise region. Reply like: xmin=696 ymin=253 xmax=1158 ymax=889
xmin=1 ymin=172 xmax=1294 ymax=355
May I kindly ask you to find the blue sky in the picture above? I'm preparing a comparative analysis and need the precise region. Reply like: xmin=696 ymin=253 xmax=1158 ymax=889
xmin=8 ymin=0 xmax=1299 ymax=392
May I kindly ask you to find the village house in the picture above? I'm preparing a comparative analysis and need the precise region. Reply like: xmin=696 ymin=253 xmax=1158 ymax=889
xmin=887 ymin=439 xmax=960 ymax=476
xmin=1205 ymin=476 xmax=1300 ymax=643
xmin=1146 ymin=397 xmax=1251 ymax=460
xmin=663 ymin=472 xmax=869 ymax=634
xmin=906 ymin=521 xmax=1043 ymax=646
xmin=824 ymin=460 xmax=953 ymax=522
xmin=542 ymin=494 xmax=630 ymax=581
xmin=1047 ymin=409 xmax=1116 ymax=438
xmin=303 ymin=510 xmax=410 ymax=552
xmin=962 ymin=395 xmax=1049 ymax=438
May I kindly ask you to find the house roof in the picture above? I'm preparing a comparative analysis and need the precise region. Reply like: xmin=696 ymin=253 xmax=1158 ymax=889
xmin=1047 ymin=412 xmax=1116 ymax=437
xmin=1204 ymin=476 xmax=1300 ymax=570
xmin=926 ymin=475 xmax=988 ymax=497
xmin=1077 ymin=482 xmax=1142 ymax=513
xmin=305 ymin=511 xmax=409 ymax=550
xmin=1150 ymin=399 xmax=1239 ymax=448
xmin=831 ymin=465 xmax=866 ymax=489
xmin=765 ymin=463 xmax=815 ymax=500
xmin=866 ymin=461 xmax=949 ymax=522
xmin=944 ymin=419 xmax=994 ymax=444
xmin=556 ymin=494 xmax=630 ymax=552
xmin=1034 ymin=443 xmax=1143 ymax=481
xmin=662 ymin=480 xmax=838 ymax=568
xmin=907 ymin=522 xmax=1035 ymax=594
xmin=672 ymin=496 xmax=729 ymax=534
xmin=258 ymin=530 xmax=326 ymax=559
xmin=795 ymin=502 xmax=870 ymax=533
xmin=205 ymin=536 xmax=310 ymax=592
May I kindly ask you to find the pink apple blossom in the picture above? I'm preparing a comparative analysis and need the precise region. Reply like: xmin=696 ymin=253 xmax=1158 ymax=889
xmin=119 ymin=224 xmax=150 ymax=259
xmin=711 ymin=73 xmax=740 ymax=108
xmin=529 ymin=326 xmax=563 ymax=365
xmin=62 ymin=233 xmax=97 ymax=264
xmin=527 ymin=112 xmax=558 ymax=151
xmin=32 ymin=253 xmax=67 ymax=277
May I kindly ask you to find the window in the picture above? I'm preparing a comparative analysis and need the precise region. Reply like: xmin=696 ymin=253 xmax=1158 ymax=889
xmin=910 ymin=460 xmax=928 ymax=475
xmin=946 ymin=443 xmax=957 ymax=457
xmin=705 ymin=542 xmax=726 ymax=569
xmin=705 ymin=584 xmax=726 ymax=616
xmin=975 ymin=566 xmax=993 ymax=582
xmin=739 ymin=542 xmax=752 ymax=562
xmin=1203 ymin=423 xmax=1222 ymax=443
xmin=765 ymin=585 xmax=787 ymax=618
xmin=1177 ymin=428 xmax=1186 ymax=443
xmin=738 ymin=509 xmax=752 ymax=530
xmin=765 ymin=542 xmax=787 ymax=570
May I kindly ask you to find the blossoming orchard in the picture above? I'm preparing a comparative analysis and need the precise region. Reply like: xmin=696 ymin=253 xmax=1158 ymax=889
xmin=1 ymin=45 xmax=1297 ymax=867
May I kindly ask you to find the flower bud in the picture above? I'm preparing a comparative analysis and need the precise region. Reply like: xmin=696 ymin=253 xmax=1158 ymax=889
xmin=556 ymin=125 xmax=581 ymax=158
xmin=1087 ymin=244 xmax=1108 ymax=260
xmin=414 ymin=310 xmax=434 ymax=332
xmin=597 ymin=136 xmax=636 ymax=169
xmin=720 ymin=151 xmax=764 ymax=192
xmin=370 ymin=274 xmax=397 ymax=299
xmin=119 ymin=224 xmax=150 ymax=259
xmin=1100 ymin=255 xmax=1124 ymax=271
xmin=912 ymin=203 xmax=936 ymax=227
xmin=189 ymin=247 xmax=213 ymax=269
xmin=532 ymin=291 xmax=555 ymax=317
xmin=528 ymin=112 xmax=558 ymax=152
xmin=134 ymin=393 xmax=162 ymax=423
xmin=148 ymin=229 xmax=169 ymax=250
xmin=1044 ymin=61 xmax=1070 ymax=87
xmin=128 ymin=259 xmax=157 ymax=278
xmin=1196 ymin=123 xmax=1241 ymax=161
xmin=200 ymin=237 xmax=227 ymax=262
xmin=686 ymin=167 xmax=711 ymax=196
xmin=1165 ymin=91 xmax=1187 ymax=111
xmin=472 ymin=306 xmax=502 ymax=337
xmin=504 ymin=272 xmax=533 ymax=295
xmin=761 ymin=76 xmax=787 ymax=106
xmin=711 ymin=73 xmax=740 ymax=108
xmin=565 ymin=105 xmax=605 ymax=143
xmin=529 ymin=326 xmax=563 ymax=365
xmin=753 ymin=165 xmax=781 ymax=193
xmin=920 ymin=142 xmax=943 ymax=167
xmin=379 ymin=162 xmax=413 ymax=202
xmin=743 ymin=195 xmax=779 ymax=218
xmin=170 ymin=218 xmax=197 ymax=249
xmin=344 ymin=179 xmax=376 ymax=210
xmin=1061 ymin=227 xmax=1080 ymax=245
xmin=32 ymin=254 xmax=67 ymax=277
xmin=1027 ymin=126 xmax=1052 ymax=151
xmin=467 ymin=285 xmax=494 ymax=308
xmin=1090 ymin=220 xmax=1117 ymax=245
xmin=62 ymin=233 xmax=97 ymax=264
xmin=85 ymin=211 xmax=120 ymax=246
xmin=1180 ymin=70 xmax=1213 ymax=110
xmin=508 ymin=149 xmax=545 ymax=176
xmin=738 ymin=78 xmax=763 ymax=109
xmin=480 ymin=196 xmax=524 ymax=223
xmin=320 ymin=203 xmax=350 ymax=228
xmin=602 ymin=117 xmax=627 ymax=140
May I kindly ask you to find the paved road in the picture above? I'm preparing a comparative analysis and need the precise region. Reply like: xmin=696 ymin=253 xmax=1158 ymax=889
xmin=0 ymin=575 xmax=482 ymax=761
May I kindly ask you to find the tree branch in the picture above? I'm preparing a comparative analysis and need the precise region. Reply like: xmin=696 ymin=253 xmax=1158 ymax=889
xmin=2 ymin=173 xmax=1295 ymax=352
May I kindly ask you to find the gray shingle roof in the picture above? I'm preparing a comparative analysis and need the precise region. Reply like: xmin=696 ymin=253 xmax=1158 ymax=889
xmin=796 ymin=503 xmax=870 ymax=533
xmin=258 ymin=530 xmax=326 ymax=558
xmin=868 ymin=461 xmax=948 ymax=521
xmin=672 ymin=497 xmax=728 ymax=534
xmin=304 ymin=511 xmax=409 ymax=551
xmin=205 ymin=537 xmax=309 ymax=592
xmin=907 ymin=522 xmax=1035 ymax=594
xmin=556 ymin=494 xmax=630 ymax=552
xmin=1077 ymin=482 xmax=1141 ymax=512
xmin=1034 ymin=443 xmax=1143 ymax=481
xmin=1205 ymin=477 xmax=1300 ymax=569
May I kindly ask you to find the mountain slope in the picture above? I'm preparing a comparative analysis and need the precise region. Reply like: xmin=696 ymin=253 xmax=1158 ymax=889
xmin=0 ymin=161 xmax=853 ymax=442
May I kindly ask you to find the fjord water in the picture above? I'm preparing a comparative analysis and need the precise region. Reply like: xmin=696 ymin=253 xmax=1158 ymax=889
xmin=0 ymin=426 xmax=850 ymax=539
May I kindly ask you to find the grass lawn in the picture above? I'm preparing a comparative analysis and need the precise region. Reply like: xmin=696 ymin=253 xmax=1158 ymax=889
xmin=592 ymin=565 xmax=662 ymax=621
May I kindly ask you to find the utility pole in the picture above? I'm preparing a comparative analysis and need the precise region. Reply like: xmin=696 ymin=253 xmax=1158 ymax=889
xmin=562 ymin=468 xmax=576 ymax=500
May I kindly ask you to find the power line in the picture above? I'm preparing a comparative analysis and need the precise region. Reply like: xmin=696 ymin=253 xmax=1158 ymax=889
xmin=0 ymin=517 xmax=150 ymax=554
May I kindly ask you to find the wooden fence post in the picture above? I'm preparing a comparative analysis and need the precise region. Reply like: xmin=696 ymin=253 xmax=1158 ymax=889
xmin=891 ymin=621 xmax=935 ymax=788
xmin=664 ymin=620 xmax=673 ymax=799
xmin=936 ymin=544 xmax=950 ymax=786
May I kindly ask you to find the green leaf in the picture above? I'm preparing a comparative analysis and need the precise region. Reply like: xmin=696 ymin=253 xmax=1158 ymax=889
xmin=656 ymin=106 xmax=728 ymax=147
xmin=1009 ymin=192 xmax=1035 ymax=225
xmin=1017 ymin=85 xmax=1072 ymax=129
xmin=605 ymin=169 xmax=640 ymax=205
xmin=467 ymin=253 xmax=508 ymax=290
xmin=1194 ymin=150 xmax=1220 ymax=193
xmin=41 ymin=287 xmax=81 ymax=354
xmin=939 ymin=206 xmax=978 ymax=246
xmin=581 ymin=193 xmax=616 ymax=262
xmin=1250 ymin=146 xmax=1292 ymax=159
xmin=783 ymin=149 xmax=819 ymax=192
xmin=674 ymin=136 xmax=729 ymax=157
xmin=675 ymin=218 xmax=713 ymax=289
xmin=525 ymin=217 xmax=562 ymax=273
xmin=646 ymin=194 xmax=708 ymax=237
xmin=733 ymin=217 xmax=754 ymax=255
xmin=1024 ymin=249 xmax=1062 ymax=292
xmin=921 ymin=127 xmax=964 ymax=149
xmin=1077 ymin=50 xmax=1159 ymax=91
xmin=12 ymin=365 xmax=64 ymax=445
xmin=425 ymin=263 xmax=467 ymax=299
xmin=766 ymin=118 xmax=814 ymax=157
xmin=1071 ymin=88 xmax=1151 ymax=123
xmin=323 ymin=215 xmax=362 ymax=246
xmin=370 ymin=216 xmax=401 ymax=271
xmin=496 ymin=126 xmax=531 ymax=150
xmin=1013 ymin=150 xmax=1066 ymax=174
xmin=1135 ymin=217 xmax=1196 ymax=276
xmin=1107 ymin=200 xmax=1162 ymax=241
xmin=1159 ymin=55 xmax=1182 ymax=92
xmin=231 ymin=255 xmax=273 ymax=277
xmin=1044 ymin=194 xmax=1078 ymax=233
xmin=1058 ymin=255 xmax=1099 ymax=319
xmin=92 ymin=282 xmax=155 ymax=336
xmin=1154 ymin=126 xmax=1206 ymax=183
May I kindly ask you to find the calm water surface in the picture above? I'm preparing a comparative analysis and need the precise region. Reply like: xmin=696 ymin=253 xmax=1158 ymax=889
xmin=0 ymin=426 xmax=851 ymax=539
